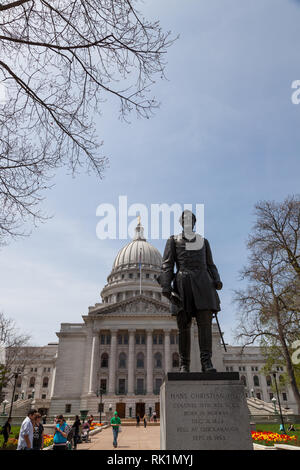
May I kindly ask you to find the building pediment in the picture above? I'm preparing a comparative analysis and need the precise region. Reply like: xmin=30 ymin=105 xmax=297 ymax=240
xmin=88 ymin=295 xmax=170 ymax=315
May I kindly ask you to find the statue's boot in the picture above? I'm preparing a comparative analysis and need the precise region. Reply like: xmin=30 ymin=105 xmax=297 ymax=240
xmin=200 ymin=351 xmax=216 ymax=373
xmin=178 ymin=327 xmax=190 ymax=372
xmin=197 ymin=310 xmax=216 ymax=373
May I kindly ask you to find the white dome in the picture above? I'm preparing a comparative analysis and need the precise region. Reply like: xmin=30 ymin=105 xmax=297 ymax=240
xmin=112 ymin=222 xmax=162 ymax=271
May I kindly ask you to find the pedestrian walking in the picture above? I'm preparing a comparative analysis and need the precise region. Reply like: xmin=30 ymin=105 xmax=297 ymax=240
xmin=110 ymin=411 xmax=121 ymax=448
xmin=72 ymin=415 xmax=81 ymax=449
xmin=17 ymin=409 xmax=37 ymax=450
xmin=153 ymin=411 xmax=157 ymax=422
xmin=53 ymin=414 xmax=68 ymax=451
xmin=136 ymin=414 xmax=140 ymax=426
xmin=1 ymin=417 xmax=12 ymax=449
xmin=143 ymin=414 xmax=147 ymax=428
xmin=32 ymin=413 xmax=44 ymax=450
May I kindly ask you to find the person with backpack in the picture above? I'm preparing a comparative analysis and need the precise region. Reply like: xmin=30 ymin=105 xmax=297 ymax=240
xmin=53 ymin=415 xmax=68 ymax=451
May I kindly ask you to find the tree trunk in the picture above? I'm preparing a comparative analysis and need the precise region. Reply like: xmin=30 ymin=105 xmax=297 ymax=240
xmin=276 ymin=309 xmax=300 ymax=414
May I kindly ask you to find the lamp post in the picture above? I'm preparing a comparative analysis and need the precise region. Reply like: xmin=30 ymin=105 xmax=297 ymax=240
xmin=2 ymin=399 xmax=9 ymax=416
xmin=96 ymin=387 xmax=104 ymax=424
xmin=8 ymin=372 xmax=19 ymax=419
xmin=271 ymin=396 xmax=277 ymax=414
xmin=272 ymin=372 xmax=286 ymax=434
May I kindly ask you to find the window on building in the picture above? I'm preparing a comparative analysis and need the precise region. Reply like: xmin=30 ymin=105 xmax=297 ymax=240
xmin=136 ymin=352 xmax=144 ymax=368
xmin=118 ymin=378 xmax=126 ymax=394
xmin=136 ymin=378 xmax=144 ymax=394
xmin=146 ymin=273 xmax=149 ymax=279
xmin=158 ymin=334 xmax=163 ymax=345
xmin=170 ymin=334 xmax=175 ymax=345
xmin=282 ymin=392 xmax=287 ymax=401
xmin=172 ymin=353 xmax=179 ymax=368
xmin=153 ymin=334 xmax=157 ymax=345
xmin=42 ymin=394 xmax=46 ymax=399
xmin=118 ymin=353 xmax=127 ymax=369
xmin=266 ymin=375 xmax=272 ymax=387
xmin=135 ymin=334 xmax=145 ymax=345
xmin=253 ymin=375 xmax=260 ymax=387
xmin=48 ymin=368 xmax=51 ymax=372
xmin=118 ymin=334 xmax=123 ymax=345
xmin=269 ymin=393 xmax=274 ymax=400
xmin=155 ymin=378 xmax=162 ymax=393
xmin=43 ymin=367 xmax=47 ymax=372
xmin=129 ymin=273 xmax=133 ymax=279
xmin=240 ymin=375 xmax=247 ymax=386
xmin=256 ymin=392 xmax=261 ymax=400
xmin=100 ymin=379 xmax=107 ymax=392
xmin=101 ymin=353 xmax=109 ymax=368
xmin=100 ymin=334 xmax=106 ymax=345
xmin=29 ymin=377 xmax=35 ymax=388
xmin=124 ymin=334 xmax=128 ymax=345
xmin=34 ymin=368 xmax=37 ymax=372
xmin=65 ymin=404 xmax=72 ymax=413
xmin=16 ymin=376 xmax=22 ymax=388
xmin=154 ymin=352 xmax=162 ymax=368
xmin=42 ymin=377 xmax=49 ymax=388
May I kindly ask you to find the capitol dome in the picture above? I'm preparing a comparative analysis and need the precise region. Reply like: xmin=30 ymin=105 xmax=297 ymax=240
xmin=100 ymin=220 xmax=165 ymax=305
xmin=112 ymin=222 xmax=162 ymax=272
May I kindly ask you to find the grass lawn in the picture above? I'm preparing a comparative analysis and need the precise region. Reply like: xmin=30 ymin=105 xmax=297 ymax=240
xmin=255 ymin=423 xmax=300 ymax=447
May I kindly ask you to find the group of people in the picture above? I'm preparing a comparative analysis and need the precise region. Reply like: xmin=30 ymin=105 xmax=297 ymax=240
xmin=16 ymin=409 xmax=44 ymax=450
xmin=135 ymin=414 xmax=147 ymax=428
xmin=1 ymin=409 xmax=94 ymax=450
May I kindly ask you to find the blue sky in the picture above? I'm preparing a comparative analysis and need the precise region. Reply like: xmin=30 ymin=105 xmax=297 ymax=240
xmin=1 ymin=0 xmax=300 ymax=346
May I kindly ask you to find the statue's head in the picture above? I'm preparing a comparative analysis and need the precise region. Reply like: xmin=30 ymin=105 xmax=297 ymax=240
xmin=179 ymin=210 xmax=196 ymax=230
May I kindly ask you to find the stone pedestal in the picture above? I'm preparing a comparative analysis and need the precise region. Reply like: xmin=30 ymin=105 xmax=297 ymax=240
xmin=160 ymin=372 xmax=253 ymax=450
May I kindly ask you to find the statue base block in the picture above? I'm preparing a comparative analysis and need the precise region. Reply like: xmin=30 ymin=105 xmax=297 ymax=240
xmin=160 ymin=372 xmax=253 ymax=450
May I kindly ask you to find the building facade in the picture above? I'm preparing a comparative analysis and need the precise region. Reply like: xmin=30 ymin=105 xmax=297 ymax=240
xmin=2 ymin=222 xmax=298 ymax=417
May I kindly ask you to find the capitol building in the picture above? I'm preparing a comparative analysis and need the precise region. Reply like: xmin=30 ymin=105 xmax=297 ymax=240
xmin=2 ymin=222 xmax=298 ymax=418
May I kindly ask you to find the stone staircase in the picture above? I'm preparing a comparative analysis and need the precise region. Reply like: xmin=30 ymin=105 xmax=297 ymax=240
xmin=247 ymin=397 xmax=293 ymax=416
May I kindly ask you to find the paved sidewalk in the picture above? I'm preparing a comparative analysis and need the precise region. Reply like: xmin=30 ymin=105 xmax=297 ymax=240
xmin=78 ymin=425 xmax=160 ymax=450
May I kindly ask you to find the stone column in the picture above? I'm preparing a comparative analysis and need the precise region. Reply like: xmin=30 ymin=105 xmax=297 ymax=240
xmin=88 ymin=334 xmax=99 ymax=394
xmin=108 ymin=330 xmax=117 ymax=394
xmin=164 ymin=330 xmax=171 ymax=373
xmin=146 ymin=330 xmax=153 ymax=394
xmin=50 ymin=366 xmax=56 ymax=398
xmin=127 ymin=329 xmax=136 ymax=395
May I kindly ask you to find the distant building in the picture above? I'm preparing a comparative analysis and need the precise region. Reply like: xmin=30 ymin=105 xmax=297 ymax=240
xmin=2 ymin=222 xmax=298 ymax=417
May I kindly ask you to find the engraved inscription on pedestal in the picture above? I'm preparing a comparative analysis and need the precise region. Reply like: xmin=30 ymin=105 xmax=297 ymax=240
xmin=160 ymin=375 xmax=253 ymax=450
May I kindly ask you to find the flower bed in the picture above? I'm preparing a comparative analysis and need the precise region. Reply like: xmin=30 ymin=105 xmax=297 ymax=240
xmin=251 ymin=431 xmax=298 ymax=446
xmin=43 ymin=434 xmax=54 ymax=448
xmin=89 ymin=422 xmax=104 ymax=431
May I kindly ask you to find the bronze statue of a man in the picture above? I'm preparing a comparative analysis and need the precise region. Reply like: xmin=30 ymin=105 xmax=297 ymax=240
xmin=159 ymin=210 xmax=223 ymax=373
